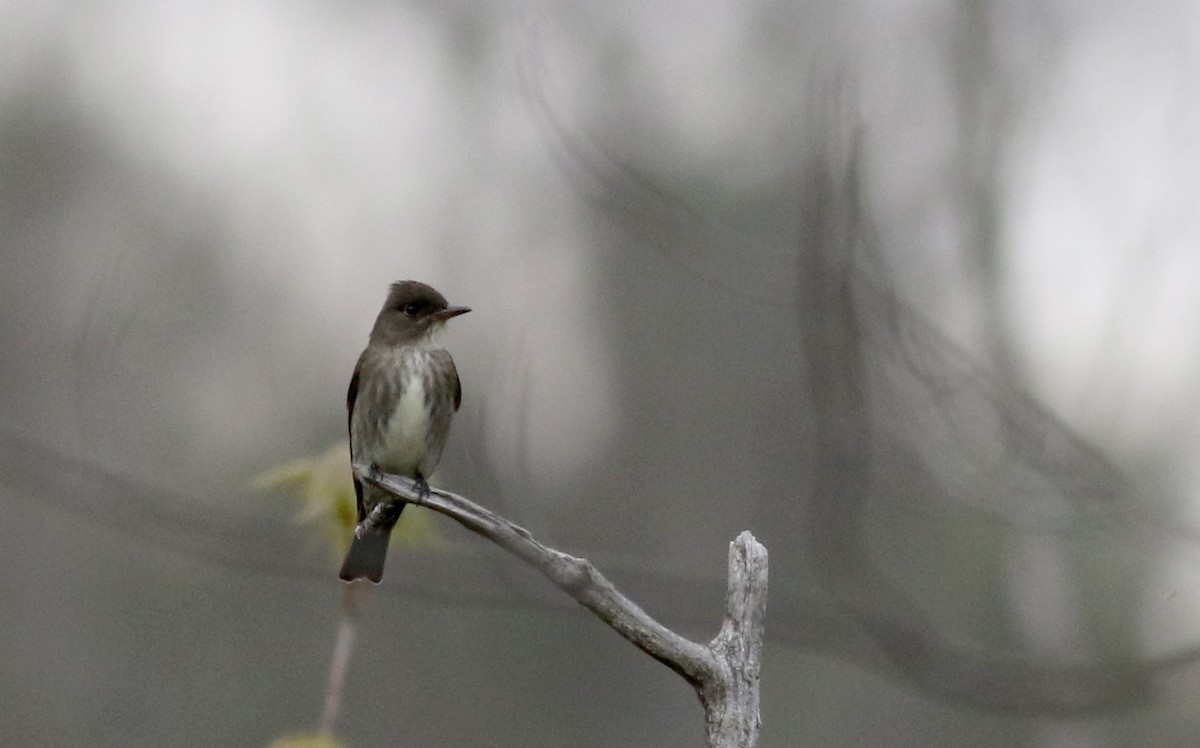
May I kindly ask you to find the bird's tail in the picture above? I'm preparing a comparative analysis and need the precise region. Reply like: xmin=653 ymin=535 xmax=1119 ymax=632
xmin=339 ymin=523 xmax=394 ymax=583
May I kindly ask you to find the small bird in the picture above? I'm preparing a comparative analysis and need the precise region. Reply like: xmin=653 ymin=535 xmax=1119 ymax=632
xmin=339 ymin=280 xmax=470 ymax=583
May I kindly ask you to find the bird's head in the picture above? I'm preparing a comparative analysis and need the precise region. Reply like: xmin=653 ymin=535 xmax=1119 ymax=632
xmin=370 ymin=280 xmax=470 ymax=345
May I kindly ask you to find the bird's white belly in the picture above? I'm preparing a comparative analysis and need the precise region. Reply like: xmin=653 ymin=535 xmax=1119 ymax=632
xmin=380 ymin=367 xmax=430 ymax=473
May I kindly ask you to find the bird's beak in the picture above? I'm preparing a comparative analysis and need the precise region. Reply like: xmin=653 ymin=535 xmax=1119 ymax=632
xmin=435 ymin=305 xmax=471 ymax=321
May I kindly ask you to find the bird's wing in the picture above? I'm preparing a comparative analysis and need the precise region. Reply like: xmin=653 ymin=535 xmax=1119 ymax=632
xmin=437 ymin=350 xmax=462 ymax=411
xmin=347 ymin=352 xmax=365 ymax=522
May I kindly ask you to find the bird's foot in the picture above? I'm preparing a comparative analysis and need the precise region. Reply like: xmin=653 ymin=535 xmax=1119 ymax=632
xmin=414 ymin=473 xmax=431 ymax=502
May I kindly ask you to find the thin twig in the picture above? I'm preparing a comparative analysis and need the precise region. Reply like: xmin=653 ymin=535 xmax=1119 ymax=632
xmin=318 ymin=582 xmax=370 ymax=735
xmin=317 ymin=613 xmax=356 ymax=735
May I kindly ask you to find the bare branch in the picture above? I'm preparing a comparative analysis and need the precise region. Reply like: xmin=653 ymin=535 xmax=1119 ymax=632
xmin=702 ymin=532 xmax=768 ymax=745
xmin=355 ymin=464 xmax=768 ymax=748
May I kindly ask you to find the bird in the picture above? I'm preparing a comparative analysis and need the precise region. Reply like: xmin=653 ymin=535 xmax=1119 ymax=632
xmin=338 ymin=280 xmax=470 ymax=583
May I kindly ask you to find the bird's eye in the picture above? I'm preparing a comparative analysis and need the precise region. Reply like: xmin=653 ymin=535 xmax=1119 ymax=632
xmin=403 ymin=302 xmax=423 ymax=317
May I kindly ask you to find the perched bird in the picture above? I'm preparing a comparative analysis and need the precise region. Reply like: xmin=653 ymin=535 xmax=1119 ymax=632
xmin=339 ymin=280 xmax=470 ymax=583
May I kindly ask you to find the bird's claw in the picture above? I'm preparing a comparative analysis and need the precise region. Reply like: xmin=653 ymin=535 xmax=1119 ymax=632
xmin=414 ymin=473 xmax=431 ymax=502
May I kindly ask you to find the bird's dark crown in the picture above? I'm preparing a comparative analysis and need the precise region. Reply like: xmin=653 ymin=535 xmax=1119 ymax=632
xmin=384 ymin=280 xmax=450 ymax=319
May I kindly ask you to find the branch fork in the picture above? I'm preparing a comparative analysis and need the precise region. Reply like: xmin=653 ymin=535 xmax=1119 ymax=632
xmin=355 ymin=464 xmax=769 ymax=748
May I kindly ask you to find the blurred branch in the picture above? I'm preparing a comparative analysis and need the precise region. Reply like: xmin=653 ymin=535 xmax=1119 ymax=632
xmin=355 ymin=464 xmax=768 ymax=748
xmin=316 ymin=582 xmax=372 ymax=737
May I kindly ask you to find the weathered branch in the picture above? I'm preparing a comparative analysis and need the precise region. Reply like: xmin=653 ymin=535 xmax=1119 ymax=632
xmin=355 ymin=464 xmax=768 ymax=748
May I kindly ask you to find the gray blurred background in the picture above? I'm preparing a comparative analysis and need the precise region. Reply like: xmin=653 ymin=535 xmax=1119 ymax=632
xmin=4 ymin=1 xmax=1200 ymax=746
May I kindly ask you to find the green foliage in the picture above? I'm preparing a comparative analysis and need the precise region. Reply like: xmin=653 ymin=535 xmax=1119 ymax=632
xmin=253 ymin=442 xmax=442 ymax=561
xmin=268 ymin=732 xmax=345 ymax=748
